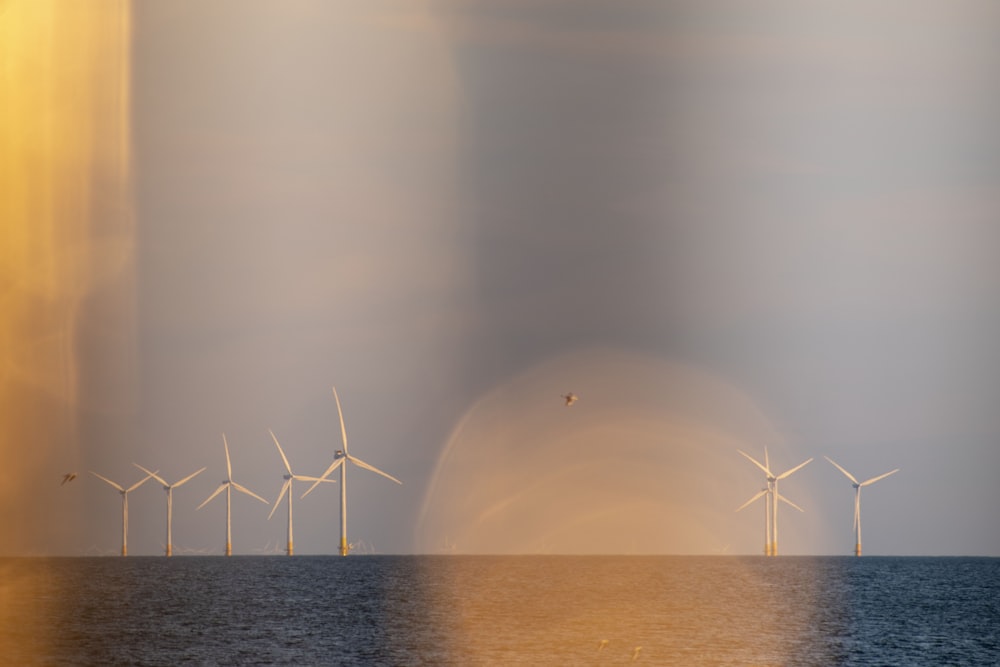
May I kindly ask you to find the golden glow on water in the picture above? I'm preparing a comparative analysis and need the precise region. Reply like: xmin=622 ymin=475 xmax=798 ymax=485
xmin=407 ymin=556 xmax=831 ymax=664
xmin=0 ymin=1 xmax=134 ymax=556
xmin=417 ymin=347 xmax=803 ymax=555
xmin=0 ymin=560 xmax=59 ymax=662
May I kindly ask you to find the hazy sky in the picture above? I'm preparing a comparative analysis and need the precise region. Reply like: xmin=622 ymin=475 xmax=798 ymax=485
xmin=7 ymin=1 xmax=999 ymax=556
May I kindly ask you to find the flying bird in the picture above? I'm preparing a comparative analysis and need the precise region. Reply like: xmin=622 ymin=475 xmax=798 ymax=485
xmin=61 ymin=472 xmax=77 ymax=485
xmin=562 ymin=392 xmax=578 ymax=407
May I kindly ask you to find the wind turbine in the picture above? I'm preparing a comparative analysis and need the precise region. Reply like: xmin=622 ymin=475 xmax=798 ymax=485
xmin=303 ymin=387 xmax=401 ymax=556
xmin=267 ymin=429 xmax=336 ymax=556
xmin=824 ymin=456 xmax=899 ymax=556
xmin=90 ymin=469 xmax=157 ymax=556
xmin=133 ymin=463 xmax=206 ymax=557
xmin=737 ymin=447 xmax=773 ymax=555
xmin=737 ymin=448 xmax=811 ymax=556
xmin=197 ymin=434 xmax=268 ymax=556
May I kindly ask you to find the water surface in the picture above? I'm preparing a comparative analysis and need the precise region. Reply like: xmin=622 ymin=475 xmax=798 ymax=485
xmin=1 ymin=556 xmax=996 ymax=665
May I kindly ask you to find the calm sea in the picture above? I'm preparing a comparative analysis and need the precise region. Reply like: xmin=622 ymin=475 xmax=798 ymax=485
xmin=1 ymin=556 xmax=997 ymax=665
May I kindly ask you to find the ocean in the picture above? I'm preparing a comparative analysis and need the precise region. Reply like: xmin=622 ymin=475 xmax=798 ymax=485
xmin=1 ymin=556 xmax=997 ymax=665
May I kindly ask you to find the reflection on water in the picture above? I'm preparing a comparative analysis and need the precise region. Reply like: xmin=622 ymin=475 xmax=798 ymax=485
xmin=5 ymin=556 xmax=996 ymax=665
xmin=0 ymin=559 xmax=60 ymax=662
xmin=418 ymin=556 xmax=842 ymax=665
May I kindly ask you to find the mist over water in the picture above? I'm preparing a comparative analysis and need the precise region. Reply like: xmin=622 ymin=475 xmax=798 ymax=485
xmin=417 ymin=347 xmax=818 ymax=555
xmin=0 ymin=1 xmax=135 ymax=555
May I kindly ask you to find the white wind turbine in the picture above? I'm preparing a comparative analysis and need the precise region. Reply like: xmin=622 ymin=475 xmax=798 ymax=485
xmin=824 ymin=456 xmax=899 ymax=556
xmin=267 ymin=429 xmax=336 ymax=556
xmin=133 ymin=463 xmax=206 ymax=557
xmin=736 ymin=447 xmax=773 ymax=555
xmin=197 ymin=434 xmax=268 ymax=556
xmin=90 ymin=469 xmax=157 ymax=556
xmin=737 ymin=448 xmax=811 ymax=556
xmin=303 ymin=387 xmax=401 ymax=556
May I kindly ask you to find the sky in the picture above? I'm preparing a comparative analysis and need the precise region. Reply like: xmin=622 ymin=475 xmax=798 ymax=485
xmin=3 ymin=0 xmax=999 ymax=556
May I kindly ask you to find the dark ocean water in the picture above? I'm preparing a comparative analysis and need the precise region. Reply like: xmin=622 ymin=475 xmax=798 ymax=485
xmin=1 ymin=556 xmax=997 ymax=665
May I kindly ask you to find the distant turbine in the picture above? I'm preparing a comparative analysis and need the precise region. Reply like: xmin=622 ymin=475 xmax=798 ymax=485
xmin=267 ymin=429 xmax=336 ymax=556
xmin=824 ymin=456 xmax=899 ymax=556
xmin=737 ymin=448 xmax=811 ymax=556
xmin=737 ymin=447 xmax=773 ymax=555
xmin=303 ymin=387 xmax=402 ymax=556
xmin=197 ymin=434 xmax=268 ymax=556
xmin=90 ymin=469 xmax=157 ymax=556
xmin=134 ymin=463 xmax=206 ymax=557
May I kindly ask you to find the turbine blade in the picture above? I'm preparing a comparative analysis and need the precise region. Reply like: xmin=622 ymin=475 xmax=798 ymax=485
xmin=776 ymin=457 xmax=813 ymax=480
xmin=302 ymin=458 xmax=345 ymax=498
xmin=736 ymin=489 xmax=768 ymax=512
xmin=232 ymin=481 xmax=268 ymax=504
xmin=293 ymin=475 xmax=336 ymax=483
xmin=223 ymin=433 xmax=233 ymax=479
xmin=269 ymin=429 xmax=293 ymax=475
xmin=823 ymin=456 xmax=859 ymax=485
xmin=347 ymin=454 xmax=402 ymax=484
xmin=332 ymin=386 xmax=349 ymax=455
xmin=777 ymin=493 xmax=805 ymax=512
xmin=861 ymin=468 xmax=900 ymax=487
xmin=764 ymin=445 xmax=770 ymax=472
xmin=173 ymin=467 xmax=207 ymax=488
xmin=133 ymin=463 xmax=168 ymax=487
xmin=126 ymin=472 xmax=156 ymax=493
xmin=268 ymin=481 xmax=290 ymax=520
xmin=89 ymin=471 xmax=125 ymax=492
xmin=737 ymin=449 xmax=771 ymax=476
xmin=197 ymin=483 xmax=228 ymax=510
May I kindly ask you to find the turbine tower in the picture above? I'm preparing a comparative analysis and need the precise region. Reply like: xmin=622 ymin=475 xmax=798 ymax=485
xmin=267 ymin=429 xmax=335 ymax=556
xmin=90 ymin=469 xmax=156 ymax=556
xmin=133 ymin=463 xmax=206 ymax=557
xmin=824 ymin=456 xmax=899 ymax=556
xmin=303 ymin=387 xmax=401 ymax=556
xmin=737 ymin=448 xmax=811 ymax=556
xmin=197 ymin=434 xmax=268 ymax=556
xmin=737 ymin=487 xmax=772 ymax=556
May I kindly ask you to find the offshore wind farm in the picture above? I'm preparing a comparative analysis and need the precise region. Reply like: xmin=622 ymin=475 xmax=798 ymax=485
xmin=66 ymin=386 xmax=899 ymax=559
xmin=4 ymin=0 xmax=1000 ymax=664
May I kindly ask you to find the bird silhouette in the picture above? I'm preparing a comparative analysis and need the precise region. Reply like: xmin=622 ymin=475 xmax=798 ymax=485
xmin=562 ymin=392 xmax=578 ymax=407
xmin=61 ymin=472 xmax=77 ymax=485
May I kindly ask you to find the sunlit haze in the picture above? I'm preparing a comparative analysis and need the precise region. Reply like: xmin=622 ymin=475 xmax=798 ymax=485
xmin=2 ymin=1 xmax=999 ymax=557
